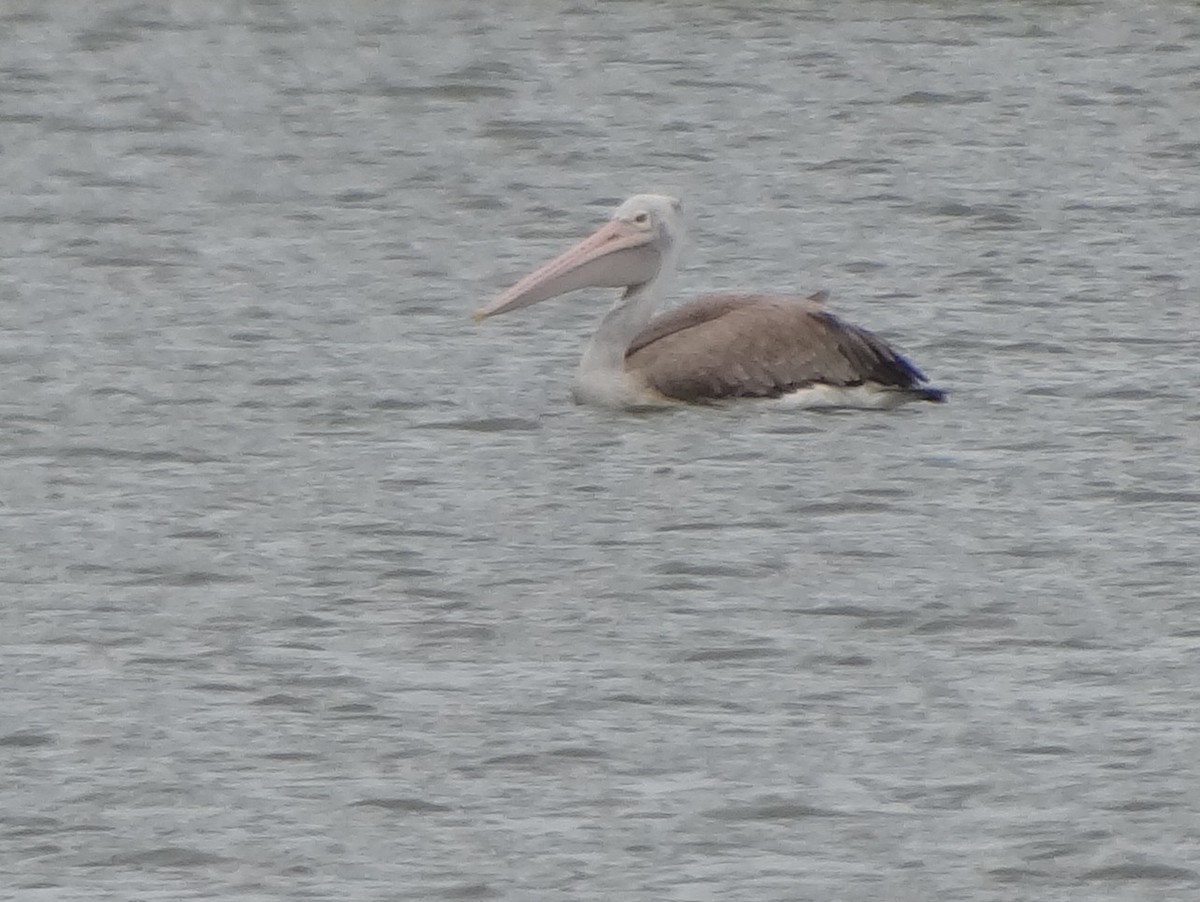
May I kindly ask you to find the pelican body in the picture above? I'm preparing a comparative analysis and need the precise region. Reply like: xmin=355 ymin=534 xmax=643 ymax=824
xmin=473 ymin=195 xmax=945 ymax=410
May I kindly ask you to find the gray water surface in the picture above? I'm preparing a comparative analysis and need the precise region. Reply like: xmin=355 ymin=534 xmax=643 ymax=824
xmin=3 ymin=2 xmax=1200 ymax=900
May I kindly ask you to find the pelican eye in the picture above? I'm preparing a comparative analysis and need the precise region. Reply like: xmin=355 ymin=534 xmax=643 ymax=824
xmin=633 ymin=212 xmax=649 ymax=225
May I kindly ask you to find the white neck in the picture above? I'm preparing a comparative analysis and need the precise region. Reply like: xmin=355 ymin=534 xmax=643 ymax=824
xmin=571 ymin=284 xmax=662 ymax=407
xmin=572 ymin=240 xmax=680 ymax=406
xmin=577 ymin=282 xmax=659 ymax=379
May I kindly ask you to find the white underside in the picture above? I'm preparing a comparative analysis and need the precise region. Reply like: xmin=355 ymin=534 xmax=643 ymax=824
xmin=571 ymin=372 xmax=924 ymax=410
xmin=765 ymin=384 xmax=918 ymax=410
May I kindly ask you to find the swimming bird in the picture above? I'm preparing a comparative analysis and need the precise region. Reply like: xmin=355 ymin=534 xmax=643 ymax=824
xmin=473 ymin=194 xmax=945 ymax=410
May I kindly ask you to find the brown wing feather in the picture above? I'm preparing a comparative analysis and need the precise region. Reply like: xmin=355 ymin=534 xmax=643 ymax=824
xmin=625 ymin=294 xmax=932 ymax=402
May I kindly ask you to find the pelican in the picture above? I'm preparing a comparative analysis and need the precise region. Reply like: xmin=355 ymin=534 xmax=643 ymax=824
xmin=473 ymin=194 xmax=945 ymax=409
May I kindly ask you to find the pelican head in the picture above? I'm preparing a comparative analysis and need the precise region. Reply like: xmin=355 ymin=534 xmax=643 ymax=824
xmin=473 ymin=194 xmax=684 ymax=321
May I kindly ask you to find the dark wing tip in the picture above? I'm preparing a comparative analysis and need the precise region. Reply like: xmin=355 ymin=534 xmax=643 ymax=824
xmin=914 ymin=386 xmax=947 ymax=403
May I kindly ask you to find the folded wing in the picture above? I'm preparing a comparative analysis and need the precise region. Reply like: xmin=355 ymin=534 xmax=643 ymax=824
xmin=625 ymin=294 xmax=937 ymax=402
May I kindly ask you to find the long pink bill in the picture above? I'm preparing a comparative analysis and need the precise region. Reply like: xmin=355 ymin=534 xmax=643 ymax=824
xmin=473 ymin=218 xmax=660 ymax=322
